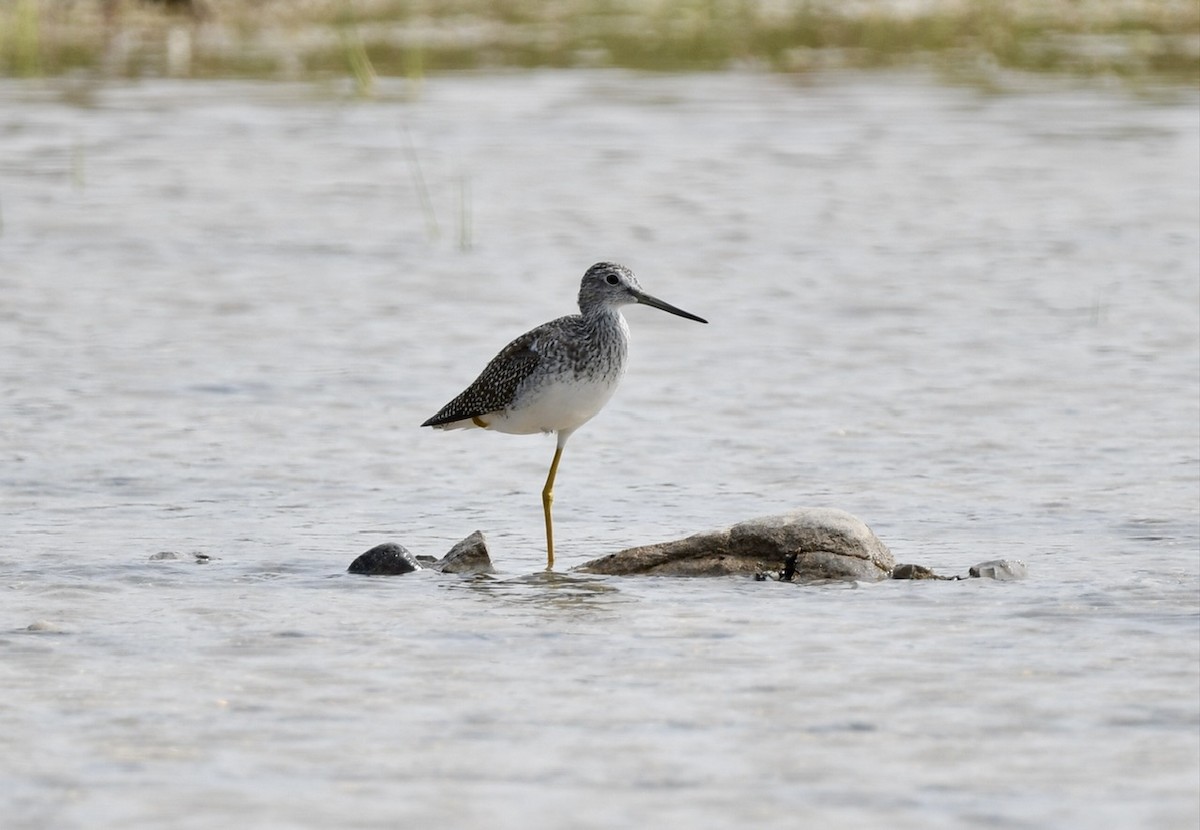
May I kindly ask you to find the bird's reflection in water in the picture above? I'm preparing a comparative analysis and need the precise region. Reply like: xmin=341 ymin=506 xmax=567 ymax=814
xmin=442 ymin=568 xmax=625 ymax=615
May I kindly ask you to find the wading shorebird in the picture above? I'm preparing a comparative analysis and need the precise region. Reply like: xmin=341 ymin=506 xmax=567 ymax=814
xmin=421 ymin=262 xmax=707 ymax=569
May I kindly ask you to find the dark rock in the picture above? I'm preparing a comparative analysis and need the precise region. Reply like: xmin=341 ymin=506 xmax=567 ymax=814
xmin=347 ymin=543 xmax=422 ymax=576
xmin=891 ymin=563 xmax=954 ymax=580
xmin=779 ymin=551 xmax=799 ymax=581
xmin=577 ymin=508 xmax=894 ymax=581
xmin=969 ymin=559 xmax=1028 ymax=580
xmin=435 ymin=530 xmax=495 ymax=575
xmin=754 ymin=551 xmax=802 ymax=582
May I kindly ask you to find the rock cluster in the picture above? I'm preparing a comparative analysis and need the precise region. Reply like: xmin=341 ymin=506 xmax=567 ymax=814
xmin=344 ymin=511 xmax=1028 ymax=583
xmin=347 ymin=532 xmax=495 ymax=576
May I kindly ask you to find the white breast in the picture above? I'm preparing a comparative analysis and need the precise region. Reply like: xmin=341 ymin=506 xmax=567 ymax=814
xmin=484 ymin=370 xmax=624 ymax=435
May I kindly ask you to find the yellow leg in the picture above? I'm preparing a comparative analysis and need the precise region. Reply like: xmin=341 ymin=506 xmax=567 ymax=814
xmin=541 ymin=444 xmax=564 ymax=570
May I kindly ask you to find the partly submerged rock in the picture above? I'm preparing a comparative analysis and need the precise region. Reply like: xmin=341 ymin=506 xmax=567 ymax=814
xmin=892 ymin=559 xmax=1030 ymax=581
xmin=890 ymin=563 xmax=969 ymax=580
xmin=347 ymin=543 xmax=422 ymax=576
xmin=577 ymin=508 xmax=894 ymax=581
xmin=149 ymin=551 xmax=213 ymax=563
xmin=23 ymin=620 xmax=68 ymax=634
xmin=969 ymin=559 xmax=1028 ymax=580
xmin=891 ymin=563 xmax=944 ymax=580
xmin=436 ymin=530 xmax=496 ymax=575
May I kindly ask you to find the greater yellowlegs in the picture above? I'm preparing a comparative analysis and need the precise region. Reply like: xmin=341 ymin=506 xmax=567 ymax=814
xmin=421 ymin=262 xmax=707 ymax=569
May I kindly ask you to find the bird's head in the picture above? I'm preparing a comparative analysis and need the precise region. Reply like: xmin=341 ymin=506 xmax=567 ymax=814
xmin=578 ymin=262 xmax=707 ymax=324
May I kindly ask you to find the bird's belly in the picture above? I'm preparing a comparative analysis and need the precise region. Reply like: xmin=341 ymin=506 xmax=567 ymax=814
xmin=485 ymin=373 xmax=620 ymax=435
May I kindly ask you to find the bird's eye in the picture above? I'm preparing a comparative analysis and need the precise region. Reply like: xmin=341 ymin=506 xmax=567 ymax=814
xmin=605 ymin=274 xmax=619 ymax=286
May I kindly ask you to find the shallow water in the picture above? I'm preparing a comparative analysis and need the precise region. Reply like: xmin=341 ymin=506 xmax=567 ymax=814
xmin=1 ymin=71 xmax=1197 ymax=829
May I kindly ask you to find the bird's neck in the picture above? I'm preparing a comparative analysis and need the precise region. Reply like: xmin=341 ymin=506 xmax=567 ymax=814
xmin=582 ymin=305 xmax=628 ymax=337
xmin=574 ymin=305 xmax=629 ymax=372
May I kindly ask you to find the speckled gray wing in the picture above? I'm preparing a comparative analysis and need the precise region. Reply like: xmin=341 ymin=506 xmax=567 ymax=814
xmin=421 ymin=330 xmax=544 ymax=427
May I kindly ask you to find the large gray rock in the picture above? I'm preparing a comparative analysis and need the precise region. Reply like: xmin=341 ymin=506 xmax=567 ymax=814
xmin=577 ymin=508 xmax=894 ymax=581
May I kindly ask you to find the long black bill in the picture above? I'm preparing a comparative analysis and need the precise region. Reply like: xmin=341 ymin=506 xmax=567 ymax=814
xmin=633 ymin=290 xmax=708 ymax=324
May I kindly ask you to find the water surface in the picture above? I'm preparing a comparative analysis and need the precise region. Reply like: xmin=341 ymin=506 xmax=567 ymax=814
xmin=1 ymin=71 xmax=1197 ymax=829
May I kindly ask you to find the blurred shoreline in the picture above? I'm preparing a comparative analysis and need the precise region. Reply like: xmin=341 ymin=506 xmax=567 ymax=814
xmin=1 ymin=0 xmax=1197 ymax=87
